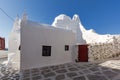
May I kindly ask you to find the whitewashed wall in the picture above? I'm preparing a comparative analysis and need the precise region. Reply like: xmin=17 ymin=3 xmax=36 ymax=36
xmin=88 ymin=37 xmax=120 ymax=61
xmin=8 ymin=18 xmax=20 ymax=52
xmin=8 ymin=18 xmax=20 ymax=69
xmin=21 ymin=20 xmax=76 ymax=70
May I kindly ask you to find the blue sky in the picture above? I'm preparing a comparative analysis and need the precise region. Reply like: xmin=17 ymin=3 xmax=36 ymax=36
xmin=0 ymin=0 xmax=120 ymax=48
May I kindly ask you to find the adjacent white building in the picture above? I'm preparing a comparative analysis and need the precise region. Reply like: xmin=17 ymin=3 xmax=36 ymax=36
xmin=8 ymin=13 xmax=120 ymax=70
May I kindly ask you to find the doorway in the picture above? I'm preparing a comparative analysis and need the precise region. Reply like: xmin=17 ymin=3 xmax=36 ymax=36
xmin=78 ymin=45 xmax=88 ymax=62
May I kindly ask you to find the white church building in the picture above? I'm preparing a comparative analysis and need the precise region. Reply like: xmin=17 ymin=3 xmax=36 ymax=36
xmin=8 ymin=13 xmax=120 ymax=70
xmin=8 ymin=14 xmax=88 ymax=70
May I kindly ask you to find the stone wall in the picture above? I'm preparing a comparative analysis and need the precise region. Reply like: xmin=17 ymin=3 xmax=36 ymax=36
xmin=88 ymin=37 xmax=120 ymax=62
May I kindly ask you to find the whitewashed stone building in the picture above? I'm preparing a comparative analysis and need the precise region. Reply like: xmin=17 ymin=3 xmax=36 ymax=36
xmin=8 ymin=14 xmax=87 ymax=70
xmin=8 ymin=14 xmax=120 ymax=70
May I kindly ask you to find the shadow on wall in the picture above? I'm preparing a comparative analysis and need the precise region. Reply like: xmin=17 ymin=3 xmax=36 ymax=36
xmin=76 ymin=24 xmax=86 ymax=44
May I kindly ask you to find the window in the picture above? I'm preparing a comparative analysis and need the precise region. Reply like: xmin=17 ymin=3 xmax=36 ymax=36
xmin=19 ymin=45 xmax=21 ymax=50
xmin=42 ymin=46 xmax=51 ymax=56
xmin=65 ymin=45 xmax=69 ymax=51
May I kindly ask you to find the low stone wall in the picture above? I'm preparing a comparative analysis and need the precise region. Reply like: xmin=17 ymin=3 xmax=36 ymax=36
xmin=88 ymin=37 xmax=120 ymax=62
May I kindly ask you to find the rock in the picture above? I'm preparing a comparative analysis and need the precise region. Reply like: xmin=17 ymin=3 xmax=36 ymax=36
xmin=43 ymin=72 xmax=56 ymax=78
xmin=56 ymin=69 xmax=67 ymax=73
xmin=68 ymin=67 xmax=78 ymax=71
xmin=103 ymin=70 xmax=118 ymax=79
xmin=55 ymin=74 xmax=65 ymax=80
xmin=66 ymin=72 xmax=78 ymax=78
xmin=87 ymin=74 xmax=107 ymax=80
xmin=73 ymin=76 xmax=86 ymax=80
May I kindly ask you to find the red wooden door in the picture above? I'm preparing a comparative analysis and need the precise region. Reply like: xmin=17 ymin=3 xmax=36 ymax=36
xmin=2 ymin=39 xmax=5 ymax=50
xmin=0 ymin=38 xmax=5 ymax=50
xmin=0 ymin=38 xmax=1 ymax=50
xmin=78 ymin=45 xmax=88 ymax=62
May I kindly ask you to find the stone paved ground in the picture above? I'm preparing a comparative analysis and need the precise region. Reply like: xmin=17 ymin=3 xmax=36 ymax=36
xmin=20 ymin=60 xmax=120 ymax=80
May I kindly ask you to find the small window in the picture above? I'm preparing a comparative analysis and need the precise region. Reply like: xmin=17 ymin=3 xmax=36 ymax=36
xmin=19 ymin=45 xmax=21 ymax=50
xmin=65 ymin=45 xmax=69 ymax=51
xmin=42 ymin=46 xmax=51 ymax=56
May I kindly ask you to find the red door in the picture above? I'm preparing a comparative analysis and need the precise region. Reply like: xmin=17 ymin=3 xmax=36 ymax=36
xmin=0 ymin=38 xmax=5 ymax=50
xmin=78 ymin=45 xmax=88 ymax=62
xmin=2 ymin=39 xmax=5 ymax=50
xmin=0 ymin=38 xmax=1 ymax=50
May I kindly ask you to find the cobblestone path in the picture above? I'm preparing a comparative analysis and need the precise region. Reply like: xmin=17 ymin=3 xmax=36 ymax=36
xmin=21 ymin=60 xmax=120 ymax=80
